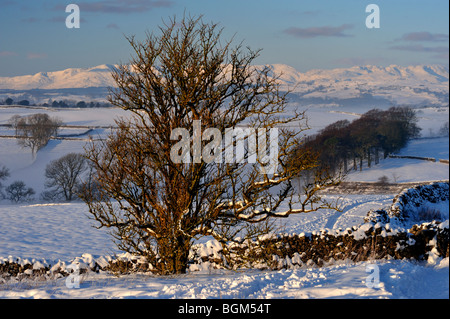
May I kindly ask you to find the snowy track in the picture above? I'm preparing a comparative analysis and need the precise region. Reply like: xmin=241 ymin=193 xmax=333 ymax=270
xmin=277 ymin=195 xmax=395 ymax=234
xmin=325 ymin=197 xmax=394 ymax=230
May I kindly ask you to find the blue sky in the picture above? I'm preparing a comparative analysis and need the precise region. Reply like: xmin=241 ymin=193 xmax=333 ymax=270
xmin=0 ymin=0 xmax=448 ymax=76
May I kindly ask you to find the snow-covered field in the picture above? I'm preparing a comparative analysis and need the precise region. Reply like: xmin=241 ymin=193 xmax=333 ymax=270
xmin=0 ymin=105 xmax=448 ymax=299
xmin=1 ymin=258 xmax=448 ymax=299
xmin=346 ymin=137 xmax=449 ymax=183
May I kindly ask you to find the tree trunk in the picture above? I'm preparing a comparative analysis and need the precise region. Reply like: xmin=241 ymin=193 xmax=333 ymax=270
xmin=157 ymin=234 xmax=191 ymax=274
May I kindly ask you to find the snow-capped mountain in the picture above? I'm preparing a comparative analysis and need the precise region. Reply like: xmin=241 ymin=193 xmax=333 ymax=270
xmin=0 ymin=64 xmax=117 ymax=90
xmin=268 ymin=64 xmax=449 ymax=107
xmin=0 ymin=63 xmax=448 ymax=107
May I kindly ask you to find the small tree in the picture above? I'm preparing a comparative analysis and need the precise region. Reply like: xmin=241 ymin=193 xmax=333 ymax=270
xmin=17 ymin=100 xmax=30 ymax=106
xmin=5 ymin=181 xmax=35 ymax=203
xmin=44 ymin=153 xmax=88 ymax=201
xmin=0 ymin=165 xmax=10 ymax=199
xmin=76 ymin=101 xmax=87 ymax=108
xmin=10 ymin=113 xmax=62 ymax=157
xmin=377 ymin=175 xmax=389 ymax=184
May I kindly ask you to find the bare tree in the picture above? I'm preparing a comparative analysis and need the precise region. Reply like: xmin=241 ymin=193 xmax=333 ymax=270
xmin=5 ymin=181 xmax=35 ymax=203
xmin=10 ymin=113 xmax=62 ymax=157
xmin=81 ymin=15 xmax=340 ymax=274
xmin=44 ymin=153 xmax=88 ymax=201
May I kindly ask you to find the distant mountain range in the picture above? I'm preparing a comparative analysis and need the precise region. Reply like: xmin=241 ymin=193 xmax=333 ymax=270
xmin=0 ymin=64 xmax=116 ymax=90
xmin=0 ymin=64 xmax=448 ymax=107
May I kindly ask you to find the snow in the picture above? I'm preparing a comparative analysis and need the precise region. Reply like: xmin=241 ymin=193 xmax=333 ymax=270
xmin=0 ymin=194 xmax=414 ymax=262
xmin=0 ymin=192 xmax=447 ymax=299
xmin=0 ymin=65 xmax=117 ymax=90
xmin=346 ymin=136 xmax=449 ymax=183
xmin=346 ymin=157 xmax=449 ymax=183
xmin=0 ymin=203 xmax=115 ymax=260
xmin=1 ymin=64 xmax=447 ymax=92
xmin=0 ymin=104 xmax=448 ymax=299
xmin=395 ymin=136 xmax=449 ymax=160
xmin=0 ymin=258 xmax=447 ymax=299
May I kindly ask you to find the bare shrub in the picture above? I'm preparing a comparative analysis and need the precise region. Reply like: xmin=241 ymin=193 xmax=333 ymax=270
xmin=5 ymin=181 xmax=35 ymax=203
xmin=415 ymin=207 xmax=443 ymax=222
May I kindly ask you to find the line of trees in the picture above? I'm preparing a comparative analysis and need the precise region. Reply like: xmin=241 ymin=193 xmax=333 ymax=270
xmin=0 ymin=97 xmax=112 ymax=108
xmin=0 ymin=97 xmax=29 ymax=106
xmin=44 ymin=100 xmax=111 ymax=108
xmin=293 ymin=106 xmax=422 ymax=176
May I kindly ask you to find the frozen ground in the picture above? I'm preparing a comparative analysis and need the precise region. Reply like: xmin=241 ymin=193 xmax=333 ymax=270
xmin=346 ymin=136 xmax=449 ymax=183
xmin=0 ymin=105 xmax=448 ymax=299
xmin=0 ymin=258 xmax=448 ymax=299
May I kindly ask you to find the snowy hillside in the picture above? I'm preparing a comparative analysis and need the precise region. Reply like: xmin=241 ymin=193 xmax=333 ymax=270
xmin=0 ymin=64 xmax=448 ymax=107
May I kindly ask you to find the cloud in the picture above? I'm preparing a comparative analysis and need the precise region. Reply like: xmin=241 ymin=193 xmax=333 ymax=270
xmin=47 ymin=16 xmax=87 ymax=23
xmin=283 ymin=24 xmax=353 ymax=38
xmin=54 ymin=0 xmax=173 ymax=14
xmin=390 ymin=44 xmax=449 ymax=53
xmin=333 ymin=57 xmax=386 ymax=66
xmin=434 ymin=52 xmax=449 ymax=60
xmin=106 ymin=23 xmax=119 ymax=29
xmin=0 ymin=51 xmax=17 ymax=57
xmin=299 ymin=10 xmax=321 ymax=16
xmin=27 ymin=52 xmax=48 ymax=60
xmin=399 ymin=32 xmax=449 ymax=42
xmin=21 ymin=17 xmax=40 ymax=23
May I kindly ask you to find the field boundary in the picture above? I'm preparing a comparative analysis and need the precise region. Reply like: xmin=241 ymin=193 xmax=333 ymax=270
xmin=322 ymin=180 xmax=450 ymax=195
